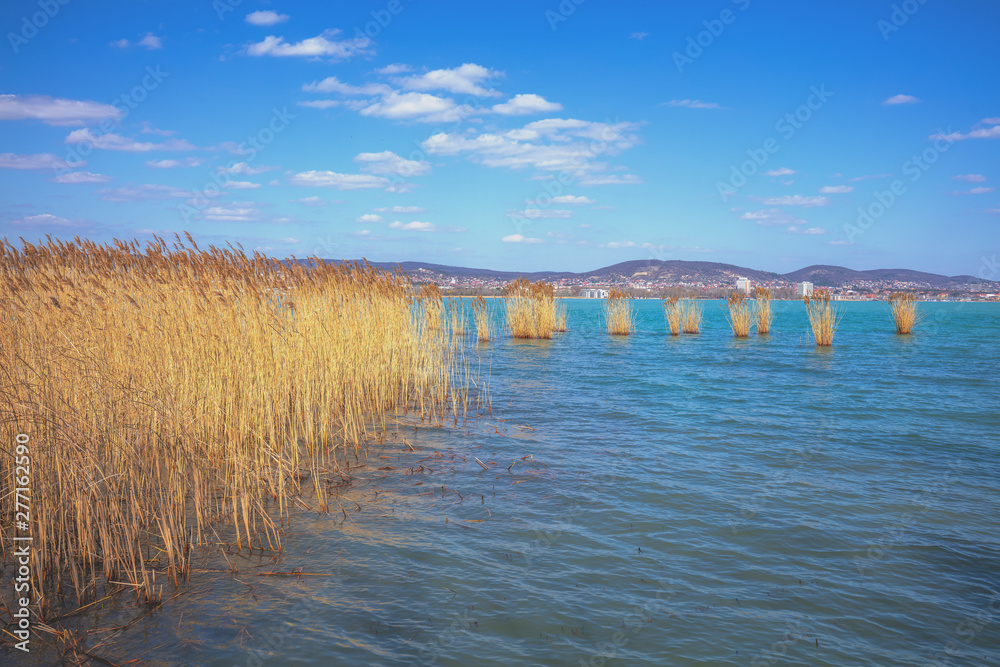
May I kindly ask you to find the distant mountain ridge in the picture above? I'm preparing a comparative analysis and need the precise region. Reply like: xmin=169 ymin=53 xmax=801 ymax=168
xmin=308 ymin=259 xmax=993 ymax=289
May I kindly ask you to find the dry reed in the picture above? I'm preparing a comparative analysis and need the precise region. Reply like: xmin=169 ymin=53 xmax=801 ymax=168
xmin=605 ymin=288 xmax=634 ymax=336
xmin=554 ymin=299 xmax=568 ymax=332
xmin=804 ymin=289 xmax=839 ymax=345
xmin=681 ymin=299 xmax=703 ymax=334
xmin=472 ymin=296 xmax=493 ymax=342
xmin=0 ymin=234 xmax=473 ymax=616
xmin=888 ymin=292 xmax=918 ymax=334
xmin=754 ymin=287 xmax=772 ymax=334
xmin=726 ymin=292 xmax=754 ymax=338
xmin=503 ymin=278 xmax=556 ymax=339
xmin=662 ymin=297 xmax=682 ymax=335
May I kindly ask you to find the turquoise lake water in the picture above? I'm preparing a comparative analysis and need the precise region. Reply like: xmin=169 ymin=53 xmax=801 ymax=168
xmin=33 ymin=300 xmax=1000 ymax=666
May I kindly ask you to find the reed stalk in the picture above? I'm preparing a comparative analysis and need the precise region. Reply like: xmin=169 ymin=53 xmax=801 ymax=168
xmin=503 ymin=278 xmax=556 ymax=339
xmin=0 ymin=234 xmax=474 ymax=615
xmin=754 ymin=287 xmax=772 ymax=334
xmin=888 ymin=292 xmax=918 ymax=334
xmin=681 ymin=299 xmax=703 ymax=334
xmin=472 ymin=296 xmax=493 ymax=342
xmin=804 ymin=289 xmax=839 ymax=345
xmin=605 ymin=288 xmax=634 ymax=336
xmin=726 ymin=292 xmax=754 ymax=338
xmin=662 ymin=297 xmax=682 ymax=335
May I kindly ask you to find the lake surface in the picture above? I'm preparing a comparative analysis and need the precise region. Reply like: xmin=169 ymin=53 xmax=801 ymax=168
xmin=27 ymin=300 xmax=1000 ymax=666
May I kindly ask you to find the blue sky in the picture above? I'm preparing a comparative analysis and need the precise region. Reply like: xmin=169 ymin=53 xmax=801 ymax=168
xmin=2 ymin=0 xmax=998 ymax=275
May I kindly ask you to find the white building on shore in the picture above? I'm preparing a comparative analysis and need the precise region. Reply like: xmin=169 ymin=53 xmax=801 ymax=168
xmin=736 ymin=277 xmax=751 ymax=294
xmin=581 ymin=288 xmax=610 ymax=299
xmin=798 ymin=281 xmax=814 ymax=296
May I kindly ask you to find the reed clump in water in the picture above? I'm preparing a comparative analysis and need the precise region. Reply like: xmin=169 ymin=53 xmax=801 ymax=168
xmin=472 ymin=296 xmax=493 ymax=342
xmin=554 ymin=299 xmax=568 ymax=332
xmin=804 ymin=289 xmax=839 ymax=345
xmin=605 ymin=288 xmax=634 ymax=336
xmin=662 ymin=297 xmax=682 ymax=335
xmin=503 ymin=278 xmax=556 ymax=339
xmin=754 ymin=287 xmax=772 ymax=334
xmin=681 ymin=299 xmax=703 ymax=334
xmin=0 ymin=234 xmax=473 ymax=615
xmin=888 ymin=291 xmax=918 ymax=334
xmin=726 ymin=292 xmax=754 ymax=338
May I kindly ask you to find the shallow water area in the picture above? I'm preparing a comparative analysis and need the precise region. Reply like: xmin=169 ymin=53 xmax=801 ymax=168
xmin=13 ymin=300 xmax=1000 ymax=666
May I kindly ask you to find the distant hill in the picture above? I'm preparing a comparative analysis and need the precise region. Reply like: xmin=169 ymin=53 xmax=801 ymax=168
xmin=301 ymin=258 xmax=995 ymax=289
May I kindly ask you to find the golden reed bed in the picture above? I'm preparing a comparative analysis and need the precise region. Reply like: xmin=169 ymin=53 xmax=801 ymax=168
xmin=0 ymin=235 xmax=473 ymax=614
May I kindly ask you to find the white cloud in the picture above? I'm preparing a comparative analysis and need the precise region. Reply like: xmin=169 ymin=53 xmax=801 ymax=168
xmin=395 ymin=63 xmax=502 ymax=97
xmin=502 ymin=233 xmax=542 ymax=244
xmin=578 ymin=173 xmax=643 ymax=186
xmin=147 ymin=157 xmax=203 ymax=168
xmin=602 ymin=240 xmax=636 ymax=248
xmin=630 ymin=32 xmax=649 ymax=40
xmin=376 ymin=63 xmax=412 ymax=75
xmin=740 ymin=209 xmax=806 ymax=227
xmin=297 ymin=100 xmax=340 ymax=109
xmin=225 ymin=181 xmax=261 ymax=190
xmin=756 ymin=195 xmax=829 ymax=207
xmin=247 ymin=30 xmax=369 ymax=59
xmin=65 ymin=129 xmax=195 ymax=152
xmin=765 ymin=167 xmax=797 ymax=176
xmin=10 ymin=213 xmax=78 ymax=227
xmin=787 ymin=226 xmax=826 ymax=235
xmin=931 ymin=120 xmax=1000 ymax=141
xmin=50 ymin=171 xmax=112 ymax=184
xmin=883 ymin=94 xmax=919 ymax=105
xmin=293 ymin=196 xmax=328 ymax=206
xmin=97 ymin=184 xmax=192 ymax=202
xmin=550 ymin=195 xmax=595 ymax=205
xmin=356 ymin=229 xmax=371 ymax=236
xmin=389 ymin=220 xmax=435 ymax=231
xmin=203 ymin=206 xmax=256 ymax=221
xmin=0 ymin=94 xmax=121 ymax=126
xmin=289 ymin=170 xmax=389 ymax=190
xmin=374 ymin=205 xmax=424 ymax=213
xmin=0 ymin=152 xmax=73 ymax=170
xmin=510 ymin=209 xmax=572 ymax=219
xmin=245 ymin=11 xmax=289 ymax=26
xmin=302 ymin=76 xmax=391 ymax=96
xmin=112 ymin=33 xmax=163 ymax=50
xmin=491 ymin=94 xmax=562 ymax=115
xmin=953 ymin=186 xmax=995 ymax=195
xmin=354 ymin=150 xmax=431 ymax=176
xmin=663 ymin=99 xmax=725 ymax=110
xmin=358 ymin=213 xmax=383 ymax=223
xmin=952 ymin=174 xmax=987 ymax=183
xmin=218 ymin=161 xmax=280 ymax=175
xmin=358 ymin=91 xmax=470 ymax=123
xmin=819 ymin=185 xmax=854 ymax=194
xmin=848 ymin=173 xmax=892 ymax=182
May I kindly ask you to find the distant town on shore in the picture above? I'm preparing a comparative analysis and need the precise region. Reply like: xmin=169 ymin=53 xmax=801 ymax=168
xmin=315 ymin=259 xmax=1000 ymax=301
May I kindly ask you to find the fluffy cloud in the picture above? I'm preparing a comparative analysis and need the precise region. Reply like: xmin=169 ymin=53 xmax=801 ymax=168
xmin=112 ymin=33 xmax=162 ymax=50
xmin=376 ymin=63 xmax=413 ymax=75
xmin=302 ymin=76 xmax=391 ymax=96
xmin=97 ymin=184 xmax=192 ymax=202
xmin=203 ymin=206 xmax=258 ymax=221
xmin=65 ymin=129 xmax=195 ymax=152
xmin=245 ymin=11 xmax=289 ymax=26
xmin=247 ymin=30 xmax=369 ymax=59
xmin=577 ymin=174 xmax=642 ymax=186
xmin=550 ymin=195 xmax=595 ymax=205
xmin=293 ymin=196 xmax=329 ymax=206
xmin=147 ymin=157 xmax=203 ymax=168
xmin=0 ymin=94 xmax=120 ymax=126
xmin=358 ymin=91 xmax=471 ymax=123
xmin=10 ymin=213 xmax=78 ymax=227
xmin=756 ymin=195 xmax=829 ymax=207
xmin=374 ymin=205 xmax=424 ymax=213
xmin=218 ymin=161 xmax=280 ymax=175
xmin=389 ymin=220 xmax=435 ymax=231
xmin=787 ymin=226 xmax=826 ymax=235
xmin=492 ymin=94 xmax=562 ymax=115
xmin=663 ymin=99 xmax=725 ymax=110
xmin=819 ymin=185 xmax=853 ymax=194
xmin=952 ymin=174 xmax=987 ymax=183
xmin=357 ymin=213 xmax=383 ymax=223
xmin=0 ymin=152 xmax=73 ymax=169
xmin=225 ymin=181 xmax=261 ymax=190
xmin=50 ymin=171 xmax=112 ymax=184
xmin=765 ymin=167 xmax=797 ymax=176
xmin=740 ymin=209 xmax=806 ymax=226
xmin=601 ymin=240 xmax=637 ymax=248
xmin=395 ymin=64 xmax=502 ymax=97
xmin=354 ymin=150 xmax=431 ymax=176
xmin=288 ymin=171 xmax=389 ymax=190
xmin=931 ymin=119 xmax=1000 ymax=141
xmin=883 ymin=94 xmax=919 ymax=105
xmin=502 ymin=233 xmax=542 ymax=244
xmin=953 ymin=186 xmax=995 ymax=195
